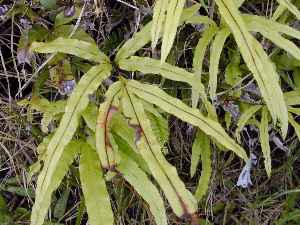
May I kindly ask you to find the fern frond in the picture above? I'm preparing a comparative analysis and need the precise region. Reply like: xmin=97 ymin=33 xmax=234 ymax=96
xmin=215 ymin=0 xmax=288 ymax=137
xmin=127 ymin=80 xmax=248 ymax=161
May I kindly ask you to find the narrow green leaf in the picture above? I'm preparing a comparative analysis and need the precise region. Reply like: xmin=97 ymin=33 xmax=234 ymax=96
xmin=82 ymin=103 xmax=98 ymax=132
xmin=31 ymin=141 xmax=80 ymax=225
xmin=127 ymin=80 xmax=248 ymax=161
xmin=288 ymin=113 xmax=300 ymax=140
xmin=185 ymin=15 xmax=217 ymax=26
xmin=53 ymin=188 xmax=70 ymax=219
xmin=119 ymin=56 xmax=216 ymax=118
xmin=235 ymin=105 xmax=262 ymax=142
xmin=243 ymin=14 xmax=300 ymax=45
xmin=193 ymin=131 xmax=211 ymax=201
xmin=243 ymin=15 xmax=300 ymax=61
xmin=117 ymin=152 xmax=167 ymax=225
xmin=151 ymin=0 xmax=168 ymax=49
xmin=284 ymin=90 xmax=300 ymax=106
xmin=192 ymin=24 xmax=218 ymax=107
xmin=31 ymin=37 xmax=109 ymax=63
xmin=79 ymin=143 xmax=114 ymax=225
xmin=193 ymin=25 xmax=218 ymax=78
xmin=115 ymin=4 xmax=200 ymax=62
xmin=32 ymin=64 xmax=112 ymax=225
xmin=161 ymin=0 xmax=186 ymax=63
xmin=95 ymin=81 xmax=122 ymax=169
xmin=112 ymin=132 xmax=150 ymax=173
xmin=288 ymin=106 xmax=300 ymax=116
xmin=147 ymin=111 xmax=169 ymax=151
xmin=121 ymin=86 xmax=197 ymax=217
xmin=272 ymin=4 xmax=287 ymax=20
xmin=208 ymin=28 xmax=231 ymax=100
xmin=191 ymin=130 xmax=209 ymax=177
xmin=277 ymin=0 xmax=300 ymax=20
xmin=225 ymin=51 xmax=242 ymax=86
xmin=215 ymin=0 xmax=288 ymax=137
xmin=259 ymin=107 xmax=272 ymax=178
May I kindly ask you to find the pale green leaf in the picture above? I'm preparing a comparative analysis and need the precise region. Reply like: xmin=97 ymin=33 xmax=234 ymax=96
xmin=215 ymin=0 xmax=288 ymax=137
xmin=193 ymin=131 xmax=211 ymax=201
xmin=161 ymin=0 xmax=186 ymax=63
xmin=41 ymin=112 xmax=54 ymax=133
xmin=82 ymin=103 xmax=98 ymax=132
xmin=225 ymin=51 xmax=242 ymax=86
xmin=235 ymin=105 xmax=262 ymax=142
xmin=31 ymin=37 xmax=109 ymax=63
xmin=185 ymin=15 xmax=216 ymax=26
xmin=192 ymin=24 xmax=218 ymax=108
xmin=110 ymin=112 xmax=136 ymax=152
xmin=31 ymin=141 xmax=80 ymax=225
xmin=118 ymin=56 xmax=216 ymax=118
xmin=121 ymin=87 xmax=197 ymax=217
xmin=284 ymin=90 xmax=300 ymax=106
xmin=112 ymin=132 xmax=150 ymax=173
xmin=243 ymin=15 xmax=300 ymax=61
xmin=288 ymin=113 xmax=300 ymax=140
xmin=151 ymin=0 xmax=168 ymax=49
xmin=190 ymin=130 xmax=209 ymax=178
xmin=288 ymin=106 xmax=300 ymax=116
xmin=146 ymin=111 xmax=169 ymax=152
xmin=126 ymin=80 xmax=248 ymax=161
xmin=95 ymin=81 xmax=122 ymax=169
xmin=208 ymin=28 xmax=231 ymax=100
xmin=193 ymin=25 xmax=218 ymax=78
xmin=32 ymin=64 xmax=112 ymax=225
xmin=259 ymin=107 xmax=272 ymax=178
xmin=115 ymin=4 xmax=200 ymax=62
xmin=272 ymin=4 xmax=287 ymax=20
xmin=117 ymin=152 xmax=167 ymax=225
xmin=277 ymin=0 xmax=300 ymax=20
xmin=79 ymin=143 xmax=114 ymax=225
xmin=243 ymin=14 xmax=300 ymax=43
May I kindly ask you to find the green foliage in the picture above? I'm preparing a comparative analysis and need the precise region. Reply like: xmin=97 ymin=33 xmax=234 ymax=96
xmin=79 ymin=143 xmax=114 ymax=225
xmin=31 ymin=141 xmax=80 ymax=225
xmin=215 ymin=0 xmax=288 ymax=137
xmin=21 ymin=2 xmax=300 ymax=225
xmin=191 ymin=130 xmax=212 ymax=201
xmin=259 ymin=107 xmax=272 ymax=178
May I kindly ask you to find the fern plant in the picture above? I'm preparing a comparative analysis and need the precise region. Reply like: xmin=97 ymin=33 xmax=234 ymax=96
xmin=24 ymin=1 xmax=300 ymax=225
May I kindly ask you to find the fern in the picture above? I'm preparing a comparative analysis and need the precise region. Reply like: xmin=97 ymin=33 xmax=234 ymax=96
xmin=79 ymin=143 xmax=114 ymax=225
xmin=30 ymin=64 xmax=111 ymax=225
xmin=117 ymin=152 xmax=167 ymax=225
xmin=192 ymin=130 xmax=212 ymax=201
xmin=95 ymin=81 xmax=122 ymax=169
xmin=208 ymin=28 xmax=230 ymax=100
xmin=215 ymin=0 xmax=288 ymax=137
xmin=26 ymin=3 xmax=300 ymax=224
xmin=31 ymin=141 xmax=80 ymax=225
xmin=259 ymin=107 xmax=272 ymax=178
xmin=126 ymin=80 xmax=248 ymax=161
xmin=121 ymin=87 xmax=198 ymax=216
